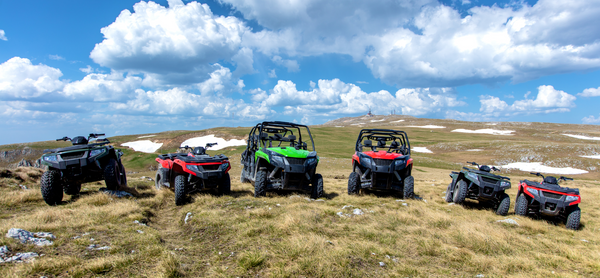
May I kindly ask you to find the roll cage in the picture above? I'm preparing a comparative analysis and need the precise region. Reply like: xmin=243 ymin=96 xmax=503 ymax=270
xmin=355 ymin=129 xmax=410 ymax=155
xmin=246 ymin=121 xmax=316 ymax=152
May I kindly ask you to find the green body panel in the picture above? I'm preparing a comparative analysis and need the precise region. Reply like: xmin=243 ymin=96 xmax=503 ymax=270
xmin=267 ymin=147 xmax=310 ymax=158
xmin=255 ymin=150 xmax=270 ymax=163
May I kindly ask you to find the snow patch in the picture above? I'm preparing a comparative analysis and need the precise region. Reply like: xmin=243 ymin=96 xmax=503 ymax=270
xmin=501 ymin=162 xmax=588 ymax=175
xmin=121 ymin=140 xmax=163 ymax=153
xmin=562 ymin=134 xmax=600 ymax=141
xmin=350 ymin=123 xmax=365 ymax=126
xmin=467 ymin=149 xmax=483 ymax=152
xmin=137 ymin=134 xmax=156 ymax=139
xmin=180 ymin=135 xmax=245 ymax=150
xmin=581 ymin=155 xmax=600 ymax=159
xmin=412 ymin=147 xmax=433 ymax=153
xmin=452 ymin=129 xmax=514 ymax=135
xmin=407 ymin=125 xmax=446 ymax=129
xmin=370 ymin=119 xmax=385 ymax=122
xmin=390 ymin=119 xmax=405 ymax=123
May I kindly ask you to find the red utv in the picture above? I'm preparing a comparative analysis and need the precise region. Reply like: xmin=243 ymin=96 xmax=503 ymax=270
xmin=155 ymin=143 xmax=231 ymax=205
xmin=348 ymin=129 xmax=414 ymax=198
xmin=515 ymin=172 xmax=581 ymax=230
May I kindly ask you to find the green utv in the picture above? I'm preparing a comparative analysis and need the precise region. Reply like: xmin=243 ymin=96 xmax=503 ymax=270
xmin=39 ymin=133 xmax=127 ymax=205
xmin=240 ymin=121 xmax=323 ymax=198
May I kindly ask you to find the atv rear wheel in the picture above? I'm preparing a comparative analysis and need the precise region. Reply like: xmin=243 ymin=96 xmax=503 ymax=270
xmin=444 ymin=182 xmax=454 ymax=203
xmin=311 ymin=173 xmax=324 ymax=199
xmin=565 ymin=207 xmax=581 ymax=230
xmin=403 ymin=176 xmax=414 ymax=199
xmin=453 ymin=180 xmax=467 ymax=204
xmin=104 ymin=158 xmax=125 ymax=190
xmin=496 ymin=193 xmax=510 ymax=216
xmin=347 ymin=172 xmax=360 ymax=195
xmin=155 ymin=168 xmax=169 ymax=190
xmin=515 ymin=194 xmax=528 ymax=216
xmin=64 ymin=183 xmax=81 ymax=196
xmin=174 ymin=175 xmax=188 ymax=206
xmin=254 ymin=169 xmax=267 ymax=197
xmin=219 ymin=173 xmax=231 ymax=195
xmin=41 ymin=170 xmax=63 ymax=206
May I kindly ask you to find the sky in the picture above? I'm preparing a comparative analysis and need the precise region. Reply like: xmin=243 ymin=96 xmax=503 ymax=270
xmin=1 ymin=0 xmax=600 ymax=145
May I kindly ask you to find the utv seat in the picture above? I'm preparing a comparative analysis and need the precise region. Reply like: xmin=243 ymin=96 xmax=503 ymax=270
xmin=388 ymin=141 xmax=399 ymax=152
xmin=288 ymin=135 xmax=297 ymax=147
xmin=363 ymin=140 xmax=374 ymax=151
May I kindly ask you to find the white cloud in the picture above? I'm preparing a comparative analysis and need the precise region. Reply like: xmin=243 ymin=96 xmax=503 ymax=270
xmin=582 ymin=114 xmax=600 ymax=124
xmin=0 ymin=57 xmax=65 ymax=99
xmin=268 ymin=69 xmax=277 ymax=78
xmin=578 ymin=87 xmax=600 ymax=97
xmin=79 ymin=65 xmax=94 ymax=74
xmin=63 ymin=71 xmax=143 ymax=101
xmin=479 ymin=85 xmax=576 ymax=117
xmin=49 ymin=55 xmax=64 ymax=60
xmin=0 ymin=29 xmax=6 ymax=41
xmin=272 ymin=56 xmax=299 ymax=72
xmin=90 ymin=1 xmax=249 ymax=85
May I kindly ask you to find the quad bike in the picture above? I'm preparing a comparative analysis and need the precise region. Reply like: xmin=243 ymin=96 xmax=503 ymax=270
xmin=515 ymin=172 xmax=581 ymax=230
xmin=445 ymin=162 xmax=511 ymax=215
xmin=347 ymin=129 xmax=414 ymax=198
xmin=240 ymin=121 xmax=323 ymax=199
xmin=155 ymin=143 xmax=231 ymax=206
xmin=39 ymin=133 xmax=127 ymax=205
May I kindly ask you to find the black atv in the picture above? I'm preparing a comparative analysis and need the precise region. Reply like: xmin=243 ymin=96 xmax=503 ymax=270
xmin=347 ymin=129 xmax=414 ymax=198
xmin=240 ymin=121 xmax=323 ymax=199
xmin=516 ymin=173 xmax=581 ymax=230
xmin=39 ymin=133 xmax=127 ymax=205
xmin=155 ymin=143 xmax=231 ymax=206
xmin=446 ymin=161 xmax=511 ymax=215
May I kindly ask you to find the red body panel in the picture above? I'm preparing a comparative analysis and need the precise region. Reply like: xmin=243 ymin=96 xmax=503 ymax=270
xmin=351 ymin=152 xmax=412 ymax=167
xmin=155 ymin=157 xmax=230 ymax=176
xmin=519 ymin=182 xmax=581 ymax=206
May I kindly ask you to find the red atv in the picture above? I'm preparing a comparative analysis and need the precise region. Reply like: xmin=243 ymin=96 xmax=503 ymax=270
xmin=348 ymin=129 xmax=414 ymax=198
xmin=155 ymin=143 xmax=231 ymax=205
xmin=515 ymin=172 xmax=581 ymax=230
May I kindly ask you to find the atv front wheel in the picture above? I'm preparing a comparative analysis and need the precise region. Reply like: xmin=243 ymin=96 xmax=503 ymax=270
xmin=453 ymin=180 xmax=467 ymax=204
xmin=496 ymin=193 xmax=510 ymax=216
xmin=254 ymin=169 xmax=267 ymax=197
xmin=311 ymin=173 xmax=324 ymax=199
xmin=104 ymin=159 xmax=125 ymax=190
xmin=64 ymin=183 xmax=81 ymax=196
xmin=41 ymin=170 xmax=63 ymax=206
xmin=174 ymin=175 xmax=188 ymax=206
xmin=565 ymin=207 xmax=581 ymax=230
xmin=347 ymin=172 xmax=360 ymax=195
xmin=219 ymin=173 xmax=231 ymax=195
xmin=515 ymin=194 xmax=528 ymax=216
xmin=403 ymin=176 xmax=414 ymax=199
xmin=444 ymin=182 xmax=453 ymax=203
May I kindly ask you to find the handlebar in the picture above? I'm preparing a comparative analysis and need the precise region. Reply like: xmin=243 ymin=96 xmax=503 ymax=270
xmin=56 ymin=136 xmax=70 ymax=141
xmin=491 ymin=166 xmax=500 ymax=172
xmin=467 ymin=161 xmax=478 ymax=166
xmin=205 ymin=142 xmax=217 ymax=149
xmin=559 ymin=176 xmax=573 ymax=181
xmin=530 ymin=172 xmax=544 ymax=178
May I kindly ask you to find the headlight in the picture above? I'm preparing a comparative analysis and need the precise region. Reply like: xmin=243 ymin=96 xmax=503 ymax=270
xmin=500 ymin=181 xmax=510 ymax=188
xmin=221 ymin=162 xmax=230 ymax=171
xmin=43 ymin=155 xmax=58 ymax=162
xmin=565 ymin=195 xmax=579 ymax=202
xmin=186 ymin=165 xmax=199 ymax=172
xmin=467 ymin=172 xmax=479 ymax=181
xmin=394 ymin=159 xmax=405 ymax=168
xmin=90 ymin=148 xmax=105 ymax=157
xmin=305 ymin=158 xmax=317 ymax=165
xmin=271 ymin=155 xmax=285 ymax=166
xmin=526 ymin=187 xmax=539 ymax=196
xmin=361 ymin=156 xmax=373 ymax=166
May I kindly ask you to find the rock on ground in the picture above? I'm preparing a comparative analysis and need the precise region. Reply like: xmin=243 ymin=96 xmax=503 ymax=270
xmin=6 ymin=228 xmax=54 ymax=246
xmin=99 ymin=188 xmax=134 ymax=198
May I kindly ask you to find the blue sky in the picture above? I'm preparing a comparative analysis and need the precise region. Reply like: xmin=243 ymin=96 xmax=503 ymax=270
xmin=1 ymin=0 xmax=600 ymax=145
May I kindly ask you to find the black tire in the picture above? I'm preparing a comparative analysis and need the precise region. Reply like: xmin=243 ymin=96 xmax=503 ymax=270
xmin=155 ymin=168 xmax=168 ymax=190
xmin=41 ymin=170 xmax=63 ymax=206
xmin=496 ymin=193 xmax=510 ymax=216
xmin=514 ymin=194 xmax=528 ymax=216
xmin=453 ymin=180 xmax=467 ymax=204
xmin=445 ymin=182 xmax=454 ymax=203
xmin=254 ymin=169 xmax=267 ymax=197
xmin=219 ymin=173 xmax=231 ymax=195
xmin=104 ymin=158 xmax=124 ymax=190
xmin=403 ymin=176 xmax=414 ymax=199
xmin=347 ymin=172 xmax=360 ymax=195
xmin=174 ymin=175 xmax=187 ymax=206
xmin=565 ymin=207 xmax=581 ymax=230
xmin=311 ymin=173 xmax=324 ymax=199
xmin=64 ymin=183 xmax=81 ymax=196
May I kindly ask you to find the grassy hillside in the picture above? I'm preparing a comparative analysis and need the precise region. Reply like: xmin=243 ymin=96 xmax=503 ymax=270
xmin=1 ymin=116 xmax=600 ymax=277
